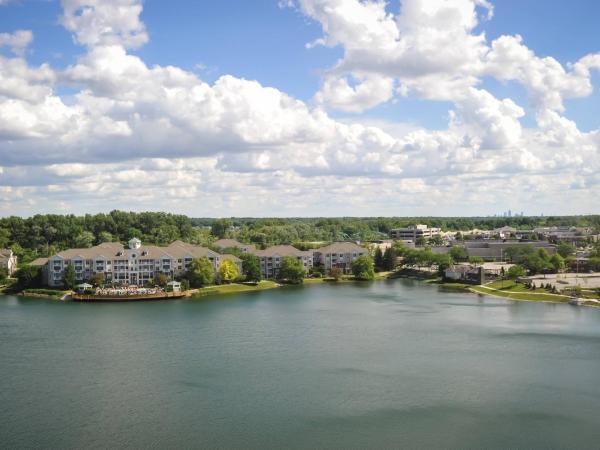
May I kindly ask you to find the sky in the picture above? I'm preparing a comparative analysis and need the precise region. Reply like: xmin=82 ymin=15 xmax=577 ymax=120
xmin=0 ymin=0 xmax=599 ymax=217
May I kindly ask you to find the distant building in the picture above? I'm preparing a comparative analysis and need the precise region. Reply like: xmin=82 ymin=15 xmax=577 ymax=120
xmin=0 ymin=248 xmax=17 ymax=276
xmin=213 ymin=239 xmax=256 ymax=253
xmin=314 ymin=242 xmax=369 ymax=274
xmin=492 ymin=226 xmax=517 ymax=239
xmin=389 ymin=224 xmax=441 ymax=242
xmin=445 ymin=262 xmax=514 ymax=284
xmin=462 ymin=241 xmax=556 ymax=261
xmin=39 ymin=239 xmax=241 ymax=287
xmin=252 ymin=245 xmax=313 ymax=279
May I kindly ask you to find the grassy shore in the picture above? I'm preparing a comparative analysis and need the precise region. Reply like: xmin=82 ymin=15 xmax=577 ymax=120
xmin=191 ymin=280 xmax=280 ymax=297
xmin=469 ymin=280 xmax=571 ymax=303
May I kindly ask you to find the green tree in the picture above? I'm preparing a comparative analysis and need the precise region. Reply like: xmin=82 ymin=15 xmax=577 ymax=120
xmin=187 ymin=257 xmax=214 ymax=287
xmin=549 ymin=254 xmax=565 ymax=272
xmin=449 ymin=245 xmax=468 ymax=261
xmin=98 ymin=231 xmax=113 ymax=243
xmin=89 ymin=272 xmax=105 ymax=286
xmin=74 ymin=231 xmax=95 ymax=248
xmin=374 ymin=247 xmax=384 ymax=270
xmin=428 ymin=235 xmax=444 ymax=246
xmin=211 ymin=219 xmax=232 ymax=239
xmin=415 ymin=236 xmax=426 ymax=246
xmin=14 ymin=265 xmax=41 ymax=289
xmin=329 ymin=267 xmax=343 ymax=281
xmin=219 ymin=259 xmax=239 ymax=282
xmin=63 ymin=264 xmax=76 ymax=289
xmin=434 ymin=254 xmax=454 ymax=275
xmin=279 ymin=256 xmax=305 ymax=284
xmin=557 ymin=242 xmax=575 ymax=258
xmin=468 ymin=256 xmax=485 ymax=266
xmin=0 ymin=267 xmax=8 ymax=283
xmin=382 ymin=247 xmax=397 ymax=271
xmin=239 ymin=253 xmax=261 ymax=282
xmin=154 ymin=272 xmax=169 ymax=287
xmin=352 ymin=255 xmax=375 ymax=280
xmin=507 ymin=265 xmax=527 ymax=279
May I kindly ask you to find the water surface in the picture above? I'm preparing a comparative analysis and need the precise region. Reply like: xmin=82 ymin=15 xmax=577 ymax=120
xmin=2 ymin=279 xmax=600 ymax=449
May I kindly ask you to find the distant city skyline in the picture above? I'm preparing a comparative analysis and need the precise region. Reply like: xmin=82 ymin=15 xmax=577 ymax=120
xmin=0 ymin=0 xmax=599 ymax=217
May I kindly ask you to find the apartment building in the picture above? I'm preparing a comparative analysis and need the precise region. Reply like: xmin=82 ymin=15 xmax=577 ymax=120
xmin=213 ymin=239 xmax=256 ymax=253
xmin=389 ymin=224 xmax=441 ymax=242
xmin=0 ymin=248 xmax=17 ymax=276
xmin=252 ymin=245 xmax=313 ymax=279
xmin=41 ymin=238 xmax=241 ymax=287
xmin=313 ymin=242 xmax=369 ymax=274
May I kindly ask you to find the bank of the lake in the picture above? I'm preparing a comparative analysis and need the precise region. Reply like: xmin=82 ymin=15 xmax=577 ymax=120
xmin=2 ymin=279 xmax=600 ymax=449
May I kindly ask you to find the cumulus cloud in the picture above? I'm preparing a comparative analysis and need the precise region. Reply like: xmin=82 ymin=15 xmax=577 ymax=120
xmin=0 ymin=0 xmax=599 ymax=216
xmin=0 ymin=30 xmax=33 ymax=56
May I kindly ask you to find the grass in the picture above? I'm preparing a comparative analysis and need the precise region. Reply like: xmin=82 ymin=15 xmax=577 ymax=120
xmin=192 ymin=280 xmax=279 ymax=297
xmin=22 ymin=288 xmax=71 ymax=299
xmin=470 ymin=283 xmax=570 ymax=303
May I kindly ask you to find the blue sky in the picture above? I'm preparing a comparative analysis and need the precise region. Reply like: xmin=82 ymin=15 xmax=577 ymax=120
xmin=0 ymin=0 xmax=599 ymax=216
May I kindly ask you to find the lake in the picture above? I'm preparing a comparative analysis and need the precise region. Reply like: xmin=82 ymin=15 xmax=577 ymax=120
xmin=1 ymin=279 xmax=600 ymax=449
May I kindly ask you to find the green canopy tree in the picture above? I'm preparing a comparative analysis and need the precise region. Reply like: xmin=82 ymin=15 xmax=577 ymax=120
xmin=374 ymin=248 xmax=384 ymax=271
xmin=382 ymin=247 xmax=397 ymax=271
xmin=352 ymin=255 xmax=375 ymax=280
xmin=507 ymin=265 xmax=527 ymax=279
xmin=186 ymin=257 xmax=214 ymax=287
xmin=239 ymin=253 xmax=261 ymax=282
xmin=63 ymin=264 xmax=76 ymax=289
xmin=279 ymin=256 xmax=305 ymax=284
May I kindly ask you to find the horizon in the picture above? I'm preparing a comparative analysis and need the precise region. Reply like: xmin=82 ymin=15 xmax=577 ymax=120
xmin=0 ymin=0 xmax=599 ymax=216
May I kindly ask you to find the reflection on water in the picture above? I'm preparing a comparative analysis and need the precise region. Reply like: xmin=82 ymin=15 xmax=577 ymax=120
xmin=2 ymin=280 xmax=600 ymax=449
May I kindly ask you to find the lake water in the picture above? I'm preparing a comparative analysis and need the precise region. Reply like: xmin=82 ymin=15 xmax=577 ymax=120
xmin=2 ymin=279 xmax=600 ymax=449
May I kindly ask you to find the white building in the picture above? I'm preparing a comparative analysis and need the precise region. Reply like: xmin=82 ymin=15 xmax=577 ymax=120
xmin=389 ymin=224 xmax=441 ymax=242
xmin=41 ymin=239 xmax=241 ymax=287
xmin=0 ymin=248 xmax=17 ymax=276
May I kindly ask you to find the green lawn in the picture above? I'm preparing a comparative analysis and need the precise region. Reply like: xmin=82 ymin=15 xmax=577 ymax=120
xmin=470 ymin=284 xmax=570 ymax=303
xmin=21 ymin=288 xmax=71 ymax=299
xmin=192 ymin=281 xmax=279 ymax=297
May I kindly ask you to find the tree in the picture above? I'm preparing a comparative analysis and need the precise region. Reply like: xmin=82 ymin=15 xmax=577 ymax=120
xmin=219 ymin=259 xmax=239 ymax=282
xmin=74 ymin=231 xmax=95 ymax=248
xmin=239 ymin=253 xmax=261 ymax=282
xmin=352 ymin=255 xmax=375 ymax=280
xmin=98 ymin=231 xmax=113 ymax=243
xmin=507 ymin=265 xmax=527 ymax=280
xmin=0 ymin=267 xmax=8 ymax=283
xmin=428 ymin=235 xmax=444 ymax=246
xmin=415 ymin=236 xmax=426 ymax=246
xmin=89 ymin=272 xmax=106 ymax=286
xmin=374 ymin=248 xmax=384 ymax=270
xmin=329 ymin=267 xmax=343 ymax=281
xmin=557 ymin=242 xmax=575 ymax=258
xmin=186 ymin=257 xmax=214 ymax=287
xmin=211 ymin=219 xmax=232 ymax=239
xmin=63 ymin=264 xmax=76 ymax=289
xmin=449 ymin=246 xmax=468 ymax=261
xmin=154 ymin=272 xmax=169 ymax=287
xmin=549 ymin=254 xmax=565 ymax=273
xmin=434 ymin=254 xmax=454 ymax=275
xmin=14 ymin=265 xmax=41 ymax=289
xmin=468 ymin=256 xmax=485 ymax=266
xmin=382 ymin=247 xmax=396 ymax=271
xmin=279 ymin=256 xmax=305 ymax=284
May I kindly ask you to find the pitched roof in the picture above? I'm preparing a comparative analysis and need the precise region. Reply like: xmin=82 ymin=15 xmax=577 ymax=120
xmin=0 ymin=248 xmax=13 ymax=258
xmin=30 ymin=257 xmax=49 ymax=266
xmin=254 ymin=245 xmax=312 ymax=258
xmin=315 ymin=242 xmax=368 ymax=254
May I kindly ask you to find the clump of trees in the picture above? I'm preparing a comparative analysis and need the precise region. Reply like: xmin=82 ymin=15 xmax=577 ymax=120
xmin=239 ymin=253 xmax=261 ymax=282
xmin=352 ymin=255 xmax=375 ymax=280
xmin=219 ymin=259 xmax=239 ymax=282
xmin=278 ymin=257 xmax=305 ymax=284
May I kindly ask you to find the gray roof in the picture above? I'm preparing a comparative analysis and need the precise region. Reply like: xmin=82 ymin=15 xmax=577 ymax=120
xmin=315 ymin=242 xmax=368 ymax=254
xmin=254 ymin=245 xmax=312 ymax=258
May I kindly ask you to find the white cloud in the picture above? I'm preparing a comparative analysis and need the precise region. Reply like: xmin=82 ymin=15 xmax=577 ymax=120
xmin=0 ymin=30 xmax=33 ymax=56
xmin=0 ymin=0 xmax=599 ymax=216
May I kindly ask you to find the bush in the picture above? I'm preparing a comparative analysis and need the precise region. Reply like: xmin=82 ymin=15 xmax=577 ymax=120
xmin=351 ymin=255 xmax=375 ymax=280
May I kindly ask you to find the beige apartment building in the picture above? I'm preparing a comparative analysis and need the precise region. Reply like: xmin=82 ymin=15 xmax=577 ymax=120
xmin=252 ymin=245 xmax=313 ymax=279
xmin=313 ymin=242 xmax=369 ymax=274
xmin=213 ymin=239 xmax=256 ymax=253
xmin=40 ymin=238 xmax=241 ymax=287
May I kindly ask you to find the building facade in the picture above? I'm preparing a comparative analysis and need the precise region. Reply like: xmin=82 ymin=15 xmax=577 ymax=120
xmin=41 ymin=239 xmax=241 ymax=287
xmin=313 ymin=242 xmax=369 ymax=274
xmin=0 ymin=248 xmax=17 ymax=276
xmin=389 ymin=224 xmax=441 ymax=242
xmin=252 ymin=245 xmax=313 ymax=279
